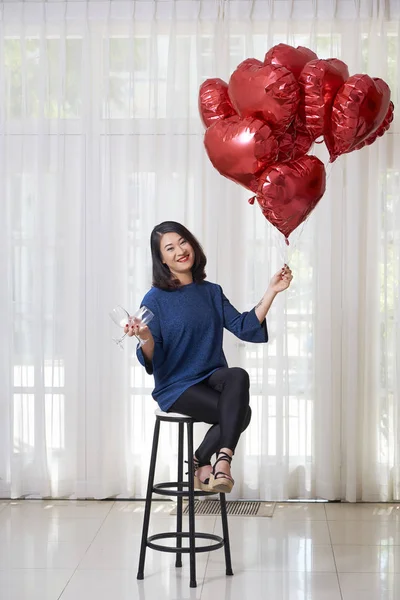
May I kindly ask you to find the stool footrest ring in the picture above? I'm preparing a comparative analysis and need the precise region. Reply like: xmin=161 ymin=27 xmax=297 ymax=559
xmin=146 ymin=532 xmax=225 ymax=554
xmin=153 ymin=481 xmax=216 ymax=497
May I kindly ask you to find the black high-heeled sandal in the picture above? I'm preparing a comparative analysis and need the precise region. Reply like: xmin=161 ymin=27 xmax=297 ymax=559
xmin=209 ymin=451 xmax=234 ymax=493
xmin=185 ymin=454 xmax=212 ymax=492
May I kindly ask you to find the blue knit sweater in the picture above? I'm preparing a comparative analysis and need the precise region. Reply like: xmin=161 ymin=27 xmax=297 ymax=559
xmin=136 ymin=281 xmax=268 ymax=411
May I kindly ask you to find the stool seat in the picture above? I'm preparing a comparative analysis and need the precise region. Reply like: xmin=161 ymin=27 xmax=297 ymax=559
xmin=137 ymin=411 xmax=233 ymax=588
xmin=154 ymin=409 xmax=193 ymax=420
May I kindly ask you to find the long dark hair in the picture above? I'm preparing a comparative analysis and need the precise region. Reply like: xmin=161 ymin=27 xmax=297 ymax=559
xmin=150 ymin=221 xmax=207 ymax=290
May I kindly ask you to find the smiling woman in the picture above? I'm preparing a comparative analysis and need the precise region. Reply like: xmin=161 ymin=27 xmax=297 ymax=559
xmin=162 ymin=233 xmax=194 ymax=276
xmin=149 ymin=222 xmax=207 ymax=290
xmin=125 ymin=221 xmax=293 ymax=494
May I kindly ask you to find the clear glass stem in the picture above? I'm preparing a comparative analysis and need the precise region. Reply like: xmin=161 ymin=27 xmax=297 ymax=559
xmin=112 ymin=332 xmax=148 ymax=349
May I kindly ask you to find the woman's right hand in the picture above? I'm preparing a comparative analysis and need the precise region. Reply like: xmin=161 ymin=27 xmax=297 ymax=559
xmin=124 ymin=318 xmax=154 ymax=344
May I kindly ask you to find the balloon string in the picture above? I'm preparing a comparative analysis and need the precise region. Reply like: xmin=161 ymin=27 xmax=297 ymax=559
xmin=271 ymin=226 xmax=290 ymax=266
xmin=275 ymin=214 xmax=309 ymax=267
xmin=325 ymin=160 xmax=334 ymax=185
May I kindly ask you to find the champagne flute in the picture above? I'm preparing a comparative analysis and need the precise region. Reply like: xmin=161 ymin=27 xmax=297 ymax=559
xmin=109 ymin=305 xmax=154 ymax=349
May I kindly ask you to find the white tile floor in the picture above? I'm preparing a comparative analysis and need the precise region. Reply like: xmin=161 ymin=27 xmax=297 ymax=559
xmin=1 ymin=500 xmax=400 ymax=599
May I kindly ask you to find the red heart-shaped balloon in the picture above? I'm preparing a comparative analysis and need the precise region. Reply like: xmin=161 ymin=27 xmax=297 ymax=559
xmin=255 ymin=156 xmax=326 ymax=240
xmin=264 ymin=43 xmax=318 ymax=79
xmin=204 ymin=116 xmax=279 ymax=192
xmin=299 ymin=58 xmax=349 ymax=139
xmin=198 ymin=78 xmax=237 ymax=128
xmin=325 ymin=75 xmax=391 ymax=161
xmin=228 ymin=62 xmax=300 ymax=135
xmin=276 ymin=116 xmax=313 ymax=162
xmin=235 ymin=57 xmax=264 ymax=71
xmin=353 ymin=101 xmax=394 ymax=150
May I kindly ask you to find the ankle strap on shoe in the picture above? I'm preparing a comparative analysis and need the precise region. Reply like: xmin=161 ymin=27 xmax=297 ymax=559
xmin=214 ymin=451 xmax=232 ymax=467
xmin=185 ymin=457 xmax=211 ymax=470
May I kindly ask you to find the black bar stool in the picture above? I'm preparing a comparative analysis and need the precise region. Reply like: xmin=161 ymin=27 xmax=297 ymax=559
xmin=137 ymin=409 xmax=234 ymax=588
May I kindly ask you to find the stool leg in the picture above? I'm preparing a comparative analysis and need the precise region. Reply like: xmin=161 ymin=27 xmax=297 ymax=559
xmin=175 ymin=422 xmax=184 ymax=568
xmin=186 ymin=421 xmax=197 ymax=588
xmin=137 ymin=418 xmax=161 ymax=580
xmin=219 ymin=492 xmax=234 ymax=576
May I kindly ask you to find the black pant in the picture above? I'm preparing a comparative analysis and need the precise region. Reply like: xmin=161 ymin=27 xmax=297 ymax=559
xmin=168 ymin=367 xmax=251 ymax=465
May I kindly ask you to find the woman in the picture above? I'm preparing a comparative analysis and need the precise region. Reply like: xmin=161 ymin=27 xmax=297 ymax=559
xmin=126 ymin=221 xmax=293 ymax=493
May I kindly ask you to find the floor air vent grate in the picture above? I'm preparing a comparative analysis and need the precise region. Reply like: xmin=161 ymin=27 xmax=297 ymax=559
xmin=170 ymin=500 xmax=274 ymax=517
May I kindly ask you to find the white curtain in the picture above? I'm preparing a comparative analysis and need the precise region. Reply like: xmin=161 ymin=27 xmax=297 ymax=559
xmin=0 ymin=0 xmax=399 ymax=502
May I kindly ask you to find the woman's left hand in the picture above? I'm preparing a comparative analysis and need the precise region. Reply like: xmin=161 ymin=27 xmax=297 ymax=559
xmin=268 ymin=265 xmax=293 ymax=293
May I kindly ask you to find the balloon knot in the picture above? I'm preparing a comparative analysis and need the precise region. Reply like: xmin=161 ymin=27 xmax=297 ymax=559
xmin=285 ymin=237 xmax=290 ymax=246
xmin=248 ymin=196 xmax=256 ymax=205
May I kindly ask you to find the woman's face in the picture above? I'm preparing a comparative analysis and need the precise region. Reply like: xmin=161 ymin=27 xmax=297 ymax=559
xmin=160 ymin=232 xmax=195 ymax=279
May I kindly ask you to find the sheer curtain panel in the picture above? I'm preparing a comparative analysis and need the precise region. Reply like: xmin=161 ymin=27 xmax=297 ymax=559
xmin=0 ymin=0 xmax=399 ymax=501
